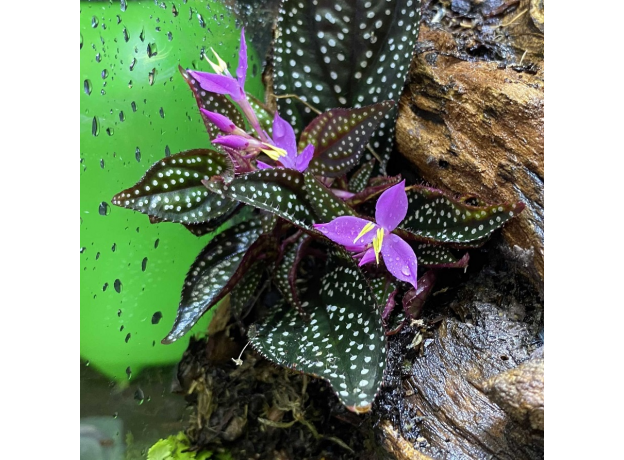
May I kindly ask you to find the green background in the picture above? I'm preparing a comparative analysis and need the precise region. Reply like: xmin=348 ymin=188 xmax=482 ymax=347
xmin=80 ymin=0 xmax=264 ymax=381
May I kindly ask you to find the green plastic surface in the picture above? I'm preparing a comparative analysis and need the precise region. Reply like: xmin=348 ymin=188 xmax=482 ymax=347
xmin=80 ymin=0 xmax=264 ymax=381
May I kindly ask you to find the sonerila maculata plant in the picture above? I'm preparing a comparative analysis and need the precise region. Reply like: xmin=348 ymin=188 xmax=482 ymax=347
xmin=111 ymin=1 xmax=524 ymax=413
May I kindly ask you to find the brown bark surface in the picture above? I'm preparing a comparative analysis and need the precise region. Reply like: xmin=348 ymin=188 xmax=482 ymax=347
xmin=395 ymin=0 xmax=544 ymax=288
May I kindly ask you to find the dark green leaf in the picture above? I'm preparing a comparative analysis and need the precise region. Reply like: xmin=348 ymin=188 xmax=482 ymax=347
xmin=179 ymin=66 xmax=246 ymax=143
xmin=111 ymin=149 xmax=236 ymax=224
xmin=273 ymin=234 xmax=311 ymax=317
xmin=415 ymin=244 xmax=470 ymax=268
xmin=301 ymin=102 xmax=395 ymax=177
xmin=182 ymin=203 xmax=243 ymax=236
xmin=303 ymin=172 xmax=355 ymax=221
xmin=273 ymin=0 xmax=421 ymax=165
xmin=251 ymin=248 xmax=386 ymax=413
xmin=162 ymin=221 xmax=271 ymax=344
xmin=205 ymin=169 xmax=316 ymax=229
xmin=401 ymin=186 xmax=526 ymax=243
xmin=348 ymin=159 xmax=376 ymax=193
xmin=230 ymin=263 xmax=265 ymax=321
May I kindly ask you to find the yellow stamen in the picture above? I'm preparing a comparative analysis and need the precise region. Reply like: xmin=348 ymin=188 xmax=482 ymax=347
xmin=372 ymin=228 xmax=384 ymax=264
xmin=260 ymin=144 xmax=287 ymax=160
xmin=211 ymin=48 xmax=229 ymax=73
xmin=206 ymin=57 xmax=222 ymax=74
xmin=353 ymin=222 xmax=376 ymax=244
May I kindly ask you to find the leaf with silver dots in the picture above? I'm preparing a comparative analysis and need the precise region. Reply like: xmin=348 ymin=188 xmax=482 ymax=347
xmin=301 ymin=102 xmax=394 ymax=177
xmin=205 ymin=169 xmax=316 ymax=230
xmin=400 ymin=186 xmax=526 ymax=244
xmin=250 ymin=248 xmax=386 ymax=413
xmin=273 ymin=0 xmax=421 ymax=166
xmin=303 ymin=172 xmax=355 ymax=221
xmin=162 ymin=221 xmax=273 ymax=344
xmin=111 ymin=149 xmax=237 ymax=224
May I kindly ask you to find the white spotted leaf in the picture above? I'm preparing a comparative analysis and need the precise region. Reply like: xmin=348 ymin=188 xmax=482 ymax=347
xmin=230 ymin=263 xmax=265 ymax=321
xmin=251 ymin=248 xmax=386 ymax=413
xmin=414 ymin=244 xmax=469 ymax=268
xmin=273 ymin=234 xmax=310 ymax=317
xmin=348 ymin=159 xmax=376 ymax=193
xmin=273 ymin=0 xmax=421 ymax=165
xmin=111 ymin=149 xmax=237 ymax=224
xmin=300 ymin=102 xmax=394 ymax=177
xmin=303 ymin=172 xmax=355 ymax=221
xmin=162 ymin=221 xmax=275 ymax=344
xmin=346 ymin=174 xmax=402 ymax=207
xmin=205 ymin=169 xmax=316 ymax=230
xmin=400 ymin=186 xmax=526 ymax=244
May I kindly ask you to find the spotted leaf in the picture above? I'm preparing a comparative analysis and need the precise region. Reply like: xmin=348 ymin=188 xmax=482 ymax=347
xmin=273 ymin=0 xmax=421 ymax=165
xmin=205 ymin=169 xmax=316 ymax=230
xmin=179 ymin=66 xmax=246 ymax=143
xmin=401 ymin=186 xmax=526 ymax=244
xmin=230 ymin=263 xmax=265 ymax=321
xmin=182 ymin=203 xmax=244 ymax=237
xmin=415 ymin=244 xmax=470 ymax=268
xmin=300 ymin=102 xmax=395 ymax=177
xmin=273 ymin=235 xmax=311 ymax=317
xmin=162 ymin=221 xmax=271 ymax=344
xmin=112 ymin=149 xmax=236 ymax=224
xmin=251 ymin=248 xmax=386 ymax=413
xmin=303 ymin=172 xmax=354 ymax=221
xmin=348 ymin=159 xmax=376 ymax=193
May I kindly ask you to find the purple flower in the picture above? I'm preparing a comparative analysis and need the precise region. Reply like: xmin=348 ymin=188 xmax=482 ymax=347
xmin=256 ymin=112 xmax=315 ymax=173
xmin=186 ymin=28 xmax=267 ymax=142
xmin=313 ymin=180 xmax=418 ymax=288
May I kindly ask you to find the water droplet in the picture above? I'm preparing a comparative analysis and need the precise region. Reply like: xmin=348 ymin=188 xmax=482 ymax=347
xmin=164 ymin=145 xmax=171 ymax=157
xmin=80 ymin=33 xmax=83 ymax=49
xmin=102 ymin=282 xmax=109 ymax=292
xmin=129 ymin=58 xmax=136 ymax=71
xmin=118 ymin=309 xmax=122 ymax=317
xmin=154 ymin=238 xmax=160 ymax=248
xmin=252 ymin=63 xmax=258 ymax=77
xmin=100 ymin=89 xmax=106 ymax=96
xmin=98 ymin=202 xmax=110 ymax=216
xmin=135 ymin=147 xmax=141 ymax=162
xmin=101 ymin=69 xmax=108 ymax=79
xmin=128 ymin=80 xmax=133 ymax=88
xmin=80 ymin=247 xmax=86 ymax=254
xmin=147 ymin=43 xmax=157 ymax=58
xmin=92 ymin=117 xmax=99 ymax=136
xmin=91 ymin=16 xmax=99 ymax=28
xmin=96 ymin=252 xmax=101 ymax=260
xmin=148 ymin=68 xmax=156 ymax=86
xmin=116 ymin=15 xmax=122 ymax=25
xmin=321 ymin=228 xmax=328 ymax=234
xmin=125 ymin=333 xmax=131 ymax=343
xmin=85 ymin=360 xmax=90 ymax=366
xmin=167 ymin=31 xmax=173 ymax=41
xmin=126 ymin=367 xmax=132 ymax=379
xmin=151 ymin=311 xmax=163 ymax=324
xmin=113 ymin=412 xmax=118 ymax=419
xmin=122 ymin=27 xmax=129 ymax=43
xmin=134 ymin=388 xmax=145 ymax=404
xmin=139 ymin=27 xmax=145 ymax=42
xmin=119 ymin=111 xmax=125 ymax=122
xmin=106 ymin=127 xmax=114 ymax=136
xmin=100 ymin=159 xmax=105 ymax=169
xmin=111 ymin=243 xmax=117 ymax=252
xmin=159 ymin=107 xmax=165 ymax=118
xmin=401 ymin=266 xmax=411 ymax=276
xmin=131 ymin=101 xmax=137 ymax=112
xmin=197 ymin=13 xmax=205 ymax=27
xmin=83 ymin=79 xmax=92 ymax=96
xmin=120 ymin=0 xmax=127 ymax=12
xmin=172 ymin=4 xmax=178 ymax=16
xmin=114 ymin=279 xmax=122 ymax=293
xmin=120 ymin=325 xmax=124 ymax=332
xmin=141 ymin=257 xmax=148 ymax=272
xmin=95 ymin=53 xmax=101 ymax=63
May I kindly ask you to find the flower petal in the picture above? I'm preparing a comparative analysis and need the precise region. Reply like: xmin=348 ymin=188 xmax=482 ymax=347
xmin=272 ymin=111 xmax=297 ymax=157
xmin=375 ymin=180 xmax=408 ymax=231
xmin=187 ymin=70 xmax=244 ymax=101
xmin=211 ymin=135 xmax=249 ymax=150
xmin=313 ymin=216 xmax=377 ymax=250
xmin=358 ymin=248 xmax=376 ymax=267
xmin=295 ymin=144 xmax=315 ymax=172
xmin=256 ymin=160 xmax=273 ymax=170
xmin=199 ymin=108 xmax=237 ymax=133
xmin=236 ymin=28 xmax=247 ymax=89
xmin=381 ymin=233 xmax=418 ymax=289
